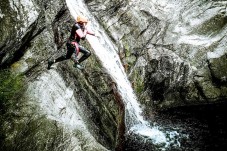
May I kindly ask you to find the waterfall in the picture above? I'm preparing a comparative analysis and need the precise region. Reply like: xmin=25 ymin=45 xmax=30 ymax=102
xmin=66 ymin=0 xmax=145 ymax=127
xmin=65 ymin=0 xmax=174 ymax=147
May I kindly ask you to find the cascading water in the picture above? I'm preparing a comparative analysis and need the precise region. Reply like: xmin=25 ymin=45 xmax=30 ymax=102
xmin=66 ymin=0 xmax=146 ymax=128
xmin=66 ymin=0 xmax=187 ymax=149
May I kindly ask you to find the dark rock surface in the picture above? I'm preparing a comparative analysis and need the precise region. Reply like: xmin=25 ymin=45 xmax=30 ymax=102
xmin=86 ymin=0 xmax=227 ymax=110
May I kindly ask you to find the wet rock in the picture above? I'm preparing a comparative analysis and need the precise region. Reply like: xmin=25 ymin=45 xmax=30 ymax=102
xmin=86 ymin=0 xmax=227 ymax=109
xmin=0 ymin=0 xmax=119 ymax=150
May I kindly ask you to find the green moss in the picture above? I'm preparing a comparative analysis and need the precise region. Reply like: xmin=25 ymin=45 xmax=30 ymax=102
xmin=131 ymin=69 xmax=144 ymax=95
xmin=135 ymin=81 xmax=144 ymax=95
xmin=136 ymin=81 xmax=144 ymax=94
xmin=0 ymin=69 xmax=24 ymax=108
xmin=0 ymin=69 xmax=26 ymax=149
xmin=0 ymin=70 xmax=25 ymax=103
xmin=123 ymin=43 xmax=130 ymax=57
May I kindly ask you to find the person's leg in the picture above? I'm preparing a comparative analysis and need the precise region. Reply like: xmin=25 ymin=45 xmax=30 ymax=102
xmin=48 ymin=43 xmax=74 ymax=69
xmin=56 ymin=43 xmax=74 ymax=62
xmin=77 ymin=45 xmax=91 ymax=63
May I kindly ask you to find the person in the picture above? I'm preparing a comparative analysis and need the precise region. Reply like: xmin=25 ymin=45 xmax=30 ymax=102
xmin=48 ymin=15 xmax=96 ymax=70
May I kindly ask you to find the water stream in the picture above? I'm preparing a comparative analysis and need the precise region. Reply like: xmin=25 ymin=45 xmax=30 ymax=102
xmin=66 ymin=0 xmax=187 ymax=150
xmin=66 ymin=0 xmax=145 ymax=128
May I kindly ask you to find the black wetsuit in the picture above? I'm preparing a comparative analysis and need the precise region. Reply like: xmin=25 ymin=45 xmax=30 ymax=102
xmin=54 ymin=23 xmax=91 ymax=64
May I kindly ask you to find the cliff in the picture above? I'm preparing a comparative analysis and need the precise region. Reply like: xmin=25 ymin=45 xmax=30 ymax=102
xmin=0 ymin=0 xmax=227 ymax=150
xmin=86 ymin=0 xmax=227 ymax=110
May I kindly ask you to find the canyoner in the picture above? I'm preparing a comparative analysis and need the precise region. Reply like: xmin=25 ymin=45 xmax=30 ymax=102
xmin=48 ymin=15 xmax=96 ymax=70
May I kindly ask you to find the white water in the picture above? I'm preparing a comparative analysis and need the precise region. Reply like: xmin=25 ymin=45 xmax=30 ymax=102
xmin=66 ymin=0 xmax=145 ymax=128
xmin=66 ymin=0 xmax=182 ymax=148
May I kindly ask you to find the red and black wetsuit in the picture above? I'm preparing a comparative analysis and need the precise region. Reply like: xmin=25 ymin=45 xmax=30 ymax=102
xmin=54 ymin=22 xmax=94 ymax=64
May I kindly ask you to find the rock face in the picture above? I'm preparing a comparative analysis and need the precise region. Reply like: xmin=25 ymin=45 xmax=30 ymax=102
xmin=1 ymin=0 xmax=227 ymax=150
xmin=0 ymin=0 xmax=120 ymax=150
xmin=86 ymin=0 xmax=227 ymax=110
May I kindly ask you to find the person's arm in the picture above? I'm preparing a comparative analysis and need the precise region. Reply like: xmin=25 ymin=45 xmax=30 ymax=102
xmin=86 ymin=29 xmax=95 ymax=36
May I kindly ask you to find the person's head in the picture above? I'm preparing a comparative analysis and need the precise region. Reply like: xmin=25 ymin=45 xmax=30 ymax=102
xmin=76 ymin=15 xmax=88 ymax=27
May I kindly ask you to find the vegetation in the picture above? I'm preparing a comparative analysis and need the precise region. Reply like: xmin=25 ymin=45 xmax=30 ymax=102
xmin=0 ymin=70 xmax=24 ymax=110
xmin=0 ymin=69 xmax=26 ymax=149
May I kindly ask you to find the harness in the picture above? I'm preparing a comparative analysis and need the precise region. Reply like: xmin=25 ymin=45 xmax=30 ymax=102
xmin=68 ymin=23 xmax=83 ymax=56
xmin=70 ymin=41 xmax=80 ymax=56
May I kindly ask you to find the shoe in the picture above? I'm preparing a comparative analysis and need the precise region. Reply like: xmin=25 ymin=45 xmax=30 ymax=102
xmin=48 ymin=60 xmax=54 ymax=70
xmin=74 ymin=63 xmax=84 ymax=70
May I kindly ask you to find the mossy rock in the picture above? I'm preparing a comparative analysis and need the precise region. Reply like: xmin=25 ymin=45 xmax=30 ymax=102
xmin=0 ymin=70 xmax=25 ymax=102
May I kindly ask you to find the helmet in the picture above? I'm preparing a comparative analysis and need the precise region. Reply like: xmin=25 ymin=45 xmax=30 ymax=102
xmin=76 ymin=15 xmax=88 ymax=23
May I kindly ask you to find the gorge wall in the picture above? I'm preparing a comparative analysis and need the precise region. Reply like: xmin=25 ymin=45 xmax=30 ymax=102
xmin=86 ymin=0 xmax=227 ymax=110
xmin=1 ymin=0 xmax=121 ymax=150
xmin=0 ymin=0 xmax=227 ymax=150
